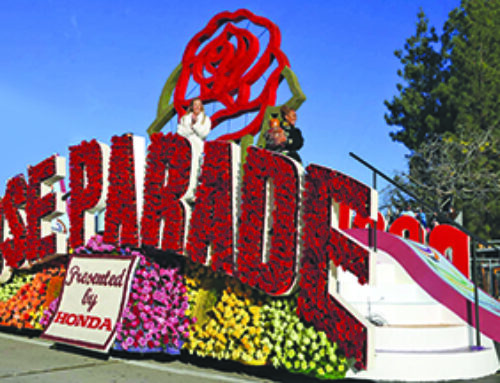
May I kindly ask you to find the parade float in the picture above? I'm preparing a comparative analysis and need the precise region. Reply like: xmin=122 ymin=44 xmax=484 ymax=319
xmin=0 ymin=9 xmax=498 ymax=382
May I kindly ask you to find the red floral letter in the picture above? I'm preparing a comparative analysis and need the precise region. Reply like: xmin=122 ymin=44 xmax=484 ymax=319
xmin=104 ymin=134 xmax=143 ymax=247
xmin=0 ymin=199 xmax=13 ymax=282
xmin=237 ymin=147 xmax=301 ymax=295
xmin=69 ymin=140 xmax=109 ymax=248
xmin=27 ymin=155 xmax=66 ymax=261
xmin=298 ymin=164 xmax=375 ymax=369
xmin=2 ymin=175 xmax=28 ymax=268
xmin=141 ymin=133 xmax=192 ymax=253
xmin=186 ymin=141 xmax=239 ymax=275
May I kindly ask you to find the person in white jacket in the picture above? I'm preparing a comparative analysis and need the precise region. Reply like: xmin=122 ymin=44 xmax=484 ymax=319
xmin=177 ymin=98 xmax=211 ymax=149
xmin=177 ymin=98 xmax=211 ymax=201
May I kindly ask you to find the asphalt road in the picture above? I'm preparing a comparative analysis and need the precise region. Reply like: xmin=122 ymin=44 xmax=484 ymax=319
xmin=0 ymin=331 xmax=498 ymax=383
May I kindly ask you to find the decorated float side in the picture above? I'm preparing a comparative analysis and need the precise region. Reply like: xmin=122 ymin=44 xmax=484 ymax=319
xmin=0 ymin=9 xmax=499 ymax=382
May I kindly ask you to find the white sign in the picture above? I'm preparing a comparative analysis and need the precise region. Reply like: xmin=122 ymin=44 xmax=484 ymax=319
xmin=42 ymin=254 xmax=138 ymax=352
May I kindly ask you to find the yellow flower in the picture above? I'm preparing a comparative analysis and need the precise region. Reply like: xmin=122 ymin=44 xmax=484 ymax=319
xmin=249 ymin=306 xmax=260 ymax=315
xmin=231 ymin=349 xmax=241 ymax=360
xmin=217 ymin=333 xmax=227 ymax=344
xmin=214 ymin=310 xmax=222 ymax=322
xmin=233 ymin=327 xmax=243 ymax=338
xmin=224 ymin=308 xmax=233 ymax=320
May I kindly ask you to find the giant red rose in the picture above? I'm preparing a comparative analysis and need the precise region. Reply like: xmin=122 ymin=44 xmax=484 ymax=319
xmin=174 ymin=9 xmax=290 ymax=141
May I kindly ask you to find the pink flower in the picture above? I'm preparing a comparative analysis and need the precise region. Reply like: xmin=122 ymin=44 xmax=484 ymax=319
xmin=137 ymin=336 xmax=147 ymax=348
xmin=124 ymin=336 xmax=134 ymax=347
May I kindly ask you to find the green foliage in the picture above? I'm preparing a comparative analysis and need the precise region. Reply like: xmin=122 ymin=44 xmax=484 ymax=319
xmin=443 ymin=1 xmax=500 ymax=134
xmin=384 ymin=9 xmax=453 ymax=151
xmin=385 ymin=0 xmax=500 ymax=239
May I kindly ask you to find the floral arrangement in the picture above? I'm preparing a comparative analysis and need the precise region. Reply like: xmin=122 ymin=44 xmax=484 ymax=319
xmin=140 ymin=133 xmax=191 ymax=253
xmin=237 ymin=146 xmax=300 ymax=295
xmin=0 ymin=263 xmax=66 ymax=329
xmin=187 ymin=141 xmax=236 ymax=275
xmin=184 ymin=261 xmax=269 ymax=365
xmin=115 ymin=255 xmax=192 ymax=354
xmin=261 ymin=296 xmax=349 ymax=380
xmin=298 ymin=164 xmax=371 ymax=369
xmin=69 ymin=139 xmax=106 ymax=249
xmin=1 ymin=231 xmax=354 ymax=380
xmin=26 ymin=155 xmax=59 ymax=262
xmin=184 ymin=260 xmax=349 ymax=379
xmin=39 ymin=296 xmax=60 ymax=328
xmin=74 ymin=235 xmax=193 ymax=355
xmin=2 ymin=174 xmax=29 ymax=268
xmin=0 ymin=272 xmax=33 ymax=302
xmin=103 ymin=134 xmax=140 ymax=247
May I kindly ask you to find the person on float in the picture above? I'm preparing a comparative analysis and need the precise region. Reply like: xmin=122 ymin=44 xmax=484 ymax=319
xmin=264 ymin=105 xmax=304 ymax=163
xmin=177 ymin=97 xmax=211 ymax=149
xmin=401 ymin=204 xmax=416 ymax=217
xmin=177 ymin=97 xmax=211 ymax=201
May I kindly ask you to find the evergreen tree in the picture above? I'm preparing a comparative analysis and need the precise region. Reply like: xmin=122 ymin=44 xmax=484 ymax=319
xmin=384 ymin=10 xmax=454 ymax=151
xmin=384 ymin=0 xmax=500 ymax=239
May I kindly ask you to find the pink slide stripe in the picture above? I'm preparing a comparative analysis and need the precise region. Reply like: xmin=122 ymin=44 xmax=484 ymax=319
xmin=346 ymin=228 xmax=500 ymax=343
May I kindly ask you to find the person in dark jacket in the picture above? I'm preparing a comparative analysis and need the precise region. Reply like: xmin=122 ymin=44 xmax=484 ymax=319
xmin=264 ymin=105 xmax=304 ymax=163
